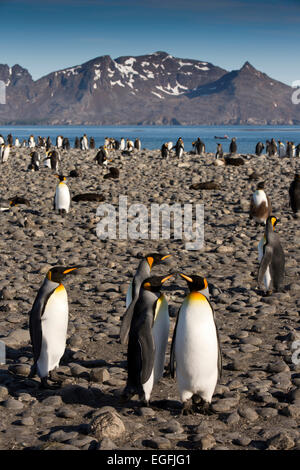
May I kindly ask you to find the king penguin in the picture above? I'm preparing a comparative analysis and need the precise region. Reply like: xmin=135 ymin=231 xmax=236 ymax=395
xmin=174 ymin=137 xmax=184 ymax=158
xmin=120 ymin=253 xmax=171 ymax=345
xmin=229 ymin=137 xmax=237 ymax=155
xmin=29 ymin=265 xmax=80 ymax=388
xmin=193 ymin=138 xmax=205 ymax=156
xmin=28 ymin=135 xmax=36 ymax=149
xmin=56 ymin=135 xmax=63 ymax=149
xmin=161 ymin=143 xmax=169 ymax=159
xmin=289 ymin=173 xmax=300 ymax=217
xmin=170 ymin=273 xmax=221 ymax=415
xmin=120 ymin=138 xmax=125 ymax=151
xmin=46 ymin=149 xmax=60 ymax=172
xmin=122 ymin=274 xmax=174 ymax=405
xmin=258 ymin=216 xmax=285 ymax=295
xmin=134 ymin=138 xmax=141 ymax=150
xmin=249 ymin=181 xmax=272 ymax=224
xmin=278 ymin=140 xmax=286 ymax=158
xmin=1 ymin=144 xmax=10 ymax=163
xmin=28 ymin=151 xmax=40 ymax=171
xmin=255 ymin=142 xmax=264 ymax=156
xmin=54 ymin=175 xmax=71 ymax=215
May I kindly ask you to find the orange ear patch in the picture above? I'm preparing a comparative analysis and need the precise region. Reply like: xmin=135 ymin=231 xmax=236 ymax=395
xmin=147 ymin=257 xmax=154 ymax=269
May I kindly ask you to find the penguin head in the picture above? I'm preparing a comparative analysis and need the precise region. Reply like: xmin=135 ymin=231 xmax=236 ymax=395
xmin=56 ymin=174 xmax=66 ymax=182
xmin=142 ymin=274 xmax=174 ymax=292
xmin=295 ymin=173 xmax=300 ymax=180
xmin=269 ymin=216 xmax=278 ymax=230
xmin=179 ymin=273 xmax=208 ymax=293
xmin=145 ymin=253 xmax=171 ymax=270
xmin=46 ymin=265 xmax=81 ymax=283
xmin=257 ymin=181 xmax=265 ymax=190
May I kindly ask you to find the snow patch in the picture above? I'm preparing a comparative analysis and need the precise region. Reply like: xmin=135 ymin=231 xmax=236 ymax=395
xmin=155 ymin=81 xmax=188 ymax=95
xmin=124 ymin=57 xmax=136 ymax=66
xmin=162 ymin=54 xmax=173 ymax=61
xmin=144 ymin=70 xmax=155 ymax=79
xmin=178 ymin=60 xmax=193 ymax=67
xmin=151 ymin=91 xmax=164 ymax=99
xmin=195 ymin=65 xmax=209 ymax=71
xmin=111 ymin=80 xmax=125 ymax=87
xmin=94 ymin=69 xmax=101 ymax=81
xmin=114 ymin=61 xmax=139 ymax=76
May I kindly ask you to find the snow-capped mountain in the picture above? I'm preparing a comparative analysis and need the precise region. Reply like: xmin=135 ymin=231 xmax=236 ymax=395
xmin=0 ymin=52 xmax=299 ymax=125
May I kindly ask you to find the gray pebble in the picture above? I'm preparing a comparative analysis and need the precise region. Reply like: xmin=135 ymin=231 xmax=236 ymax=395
xmin=2 ymin=398 xmax=24 ymax=410
xmin=143 ymin=437 xmax=172 ymax=450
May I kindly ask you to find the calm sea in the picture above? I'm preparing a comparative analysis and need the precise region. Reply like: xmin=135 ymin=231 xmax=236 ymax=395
xmin=0 ymin=125 xmax=299 ymax=154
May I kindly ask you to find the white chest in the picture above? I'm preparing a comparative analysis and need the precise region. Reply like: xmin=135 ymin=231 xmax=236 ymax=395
xmin=37 ymin=285 xmax=69 ymax=377
xmin=55 ymin=183 xmax=70 ymax=211
xmin=253 ymin=190 xmax=267 ymax=207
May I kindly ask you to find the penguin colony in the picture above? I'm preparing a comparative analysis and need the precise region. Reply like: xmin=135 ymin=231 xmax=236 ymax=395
xmin=0 ymin=131 xmax=298 ymax=420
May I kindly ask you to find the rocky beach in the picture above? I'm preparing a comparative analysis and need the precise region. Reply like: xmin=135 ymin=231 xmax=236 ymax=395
xmin=0 ymin=143 xmax=299 ymax=451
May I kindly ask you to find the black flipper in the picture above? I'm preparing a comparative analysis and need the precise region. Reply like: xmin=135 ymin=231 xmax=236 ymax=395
xmin=120 ymin=300 xmax=136 ymax=346
xmin=139 ymin=322 xmax=155 ymax=385
xmin=120 ymin=279 xmax=137 ymax=345
xmin=125 ymin=309 xmax=155 ymax=395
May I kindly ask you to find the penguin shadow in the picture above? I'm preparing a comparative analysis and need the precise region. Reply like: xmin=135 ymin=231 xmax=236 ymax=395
xmin=2 ymin=346 xmax=124 ymax=411
xmin=0 ymin=345 xmax=40 ymax=396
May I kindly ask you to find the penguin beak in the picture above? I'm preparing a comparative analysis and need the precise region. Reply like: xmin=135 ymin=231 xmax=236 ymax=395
xmin=160 ymin=273 xmax=175 ymax=284
xmin=63 ymin=266 xmax=82 ymax=275
xmin=161 ymin=255 xmax=171 ymax=261
xmin=179 ymin=273 xmax=193 ymax=283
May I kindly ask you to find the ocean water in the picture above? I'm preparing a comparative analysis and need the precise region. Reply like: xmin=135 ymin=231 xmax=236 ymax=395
xmin=0 ymin=125 xmax=299 ymax=154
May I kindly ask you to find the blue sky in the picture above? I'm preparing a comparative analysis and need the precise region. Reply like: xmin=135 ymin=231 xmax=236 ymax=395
xmin=1 ymin=0 xmax=300 ymax=85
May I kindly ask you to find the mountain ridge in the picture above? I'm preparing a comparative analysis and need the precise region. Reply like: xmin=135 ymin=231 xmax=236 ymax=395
xmin=0 ymin=52 xmax=299 ymax=125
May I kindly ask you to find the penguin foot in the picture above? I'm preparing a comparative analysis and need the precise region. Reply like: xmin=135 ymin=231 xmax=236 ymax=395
xmin=182 ymin=401 xmax=194 ymax=416
xmin=28 ymin=365 xmax=37 ymax=379
xmin=198 ymin=402 xmax=214 ymax=416
xmin=265 ymin=290 xmax=273 ymax=297
xmin=192 ymin=393 xmax=202 ymax=405
xmin=120 ymin=386 xmax=136 ymax=403
xmin=40 ymin=377 xmax=61 ymax=390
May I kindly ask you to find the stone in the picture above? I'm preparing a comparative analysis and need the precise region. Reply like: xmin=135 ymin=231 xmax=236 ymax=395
xmin=211 ymin=397 xmax=239 ymax=413
xmin=2 ymin=328 xmax=30 ymax=347
xmin=90 ymin=411 xmax=125 ymax=441
xmin=98 ymin=437 xmax=118 ymax=450
xmin=90 ymin=368 xmax=110 ymax=383
xmin=238 ymin=406 xmax=259 ymax=422
xmin=267 ymin=432 xmax=295 ymax=450
xmin=2 ymin=398 xmax=24 ymax=410
xmin=143 ymin=437 xmax=172 ymax=450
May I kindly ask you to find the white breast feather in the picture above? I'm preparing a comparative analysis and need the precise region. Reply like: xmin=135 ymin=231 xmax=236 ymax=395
xmin=37 ymin=286 xmax=68 ymax=377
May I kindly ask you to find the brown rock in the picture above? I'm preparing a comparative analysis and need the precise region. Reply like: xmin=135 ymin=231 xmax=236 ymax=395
xmin=90 ymin=411 xmax=125 ymax=441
